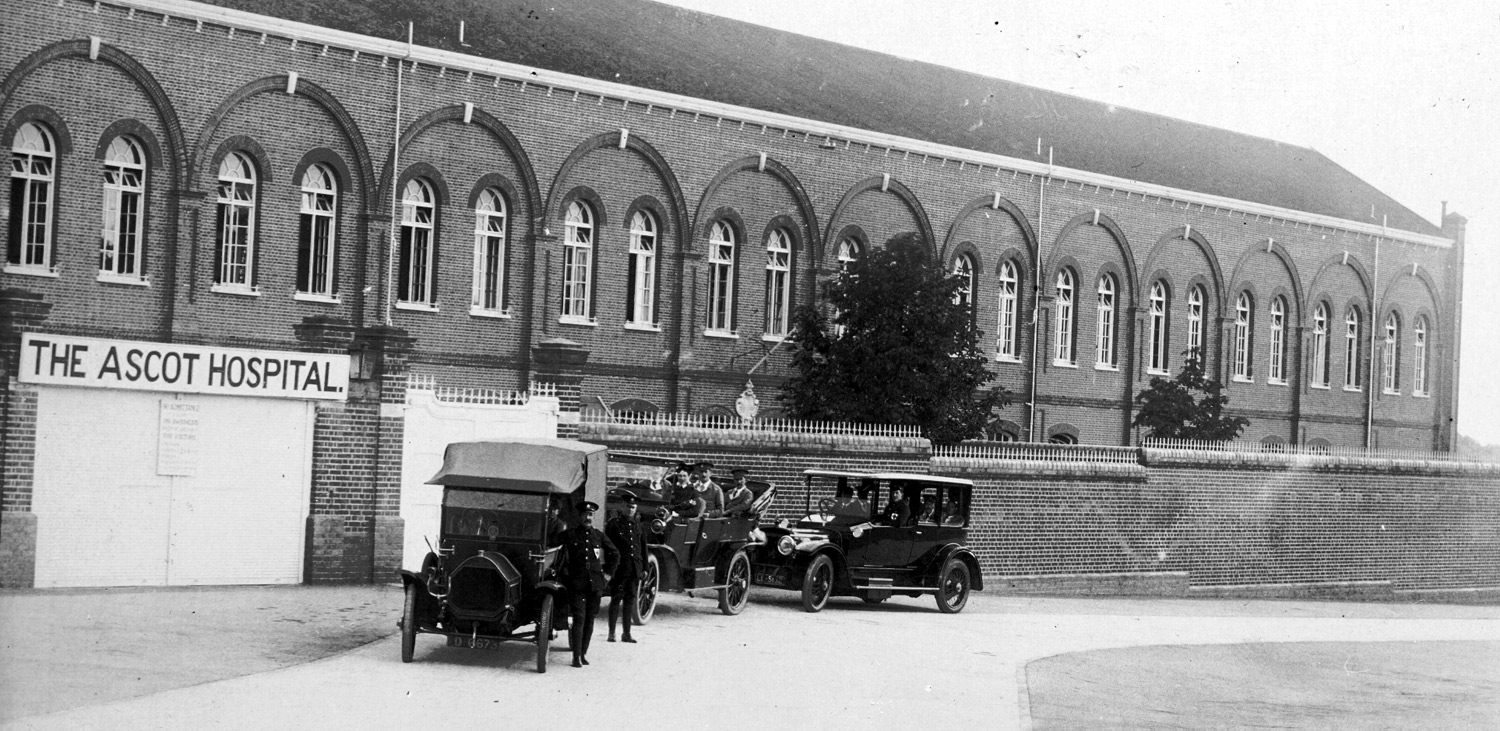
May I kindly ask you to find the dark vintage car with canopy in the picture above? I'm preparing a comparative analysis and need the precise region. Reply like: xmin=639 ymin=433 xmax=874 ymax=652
xmin=604 ymin=454 xmax=776 ymax=620
xmin=748 ymin=470 xmax=981 ymax=613
xmin=397 ymin=438 xmax=607 ymax=673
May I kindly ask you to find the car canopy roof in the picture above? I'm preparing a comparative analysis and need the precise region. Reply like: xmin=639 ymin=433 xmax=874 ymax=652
xmin=427 ymin=439 xmax=608 ymax=497
xmin=801 ymin=470 xmax=973 ymax=487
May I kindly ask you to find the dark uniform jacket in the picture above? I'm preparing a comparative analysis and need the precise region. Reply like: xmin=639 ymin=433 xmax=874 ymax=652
xmin=879 ymin=498 xmax=910 ymax=527
xmin=560 ymin=524 xmax=619 ymax=597
xmin=605 ymin=514 xmax=647 ymax=591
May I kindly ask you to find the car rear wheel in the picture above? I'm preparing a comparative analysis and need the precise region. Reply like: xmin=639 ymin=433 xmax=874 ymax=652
xmin=801 ymin=554 xmax=834 ymax=613
xmin=632 ymin=553 xmax=660 ymax=625
xmin=401 ymin=582 xmax=418 ymax=663
xmin=535 ymin=594 xmax=554 ymax=674
xmin=935 ymin=558 xmax=971 ymax=614
xmin=718 ymin=549 xmax=751 ymax=616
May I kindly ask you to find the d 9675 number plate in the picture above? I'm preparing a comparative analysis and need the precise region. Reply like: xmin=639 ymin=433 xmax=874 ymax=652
xmin=447 ymin=635 xmax=505 ymax=651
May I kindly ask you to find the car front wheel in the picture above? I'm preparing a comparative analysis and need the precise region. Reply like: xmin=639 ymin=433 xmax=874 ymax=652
xmin=718 ymin=549 xmax=751 ymax=616
xmin=801 ymin=554 xmax=834 ymax=613
xmin=401 ymin=582 xmax=419 ymax=663
xmin=935 ymin=557 xmax=971 ymax=614
xmin=632 ymin=552 xmax=660 ymax=625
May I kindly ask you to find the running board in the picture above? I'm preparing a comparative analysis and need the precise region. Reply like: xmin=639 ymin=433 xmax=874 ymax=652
xmin=853 ymin=584 xmax=936 ymax=593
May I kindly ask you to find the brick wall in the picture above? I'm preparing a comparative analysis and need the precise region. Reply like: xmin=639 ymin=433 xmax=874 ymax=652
xmin=582 ymin=422 xmax=1500 ymax=599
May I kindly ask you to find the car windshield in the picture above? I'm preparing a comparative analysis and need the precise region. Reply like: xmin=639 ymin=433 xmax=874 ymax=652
xmin=608 ymin=459 xmax=671 ymax=492
xmin=444 ymin=489 xmax=548 ymax=541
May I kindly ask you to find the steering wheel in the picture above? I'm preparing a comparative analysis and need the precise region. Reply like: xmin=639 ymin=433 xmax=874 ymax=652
xmin=818 ymin=497 xmax=835 ymax=518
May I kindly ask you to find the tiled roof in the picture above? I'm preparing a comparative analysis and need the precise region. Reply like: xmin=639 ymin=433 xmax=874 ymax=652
xmin=208 ymin=0 xmax=1440 ymax=236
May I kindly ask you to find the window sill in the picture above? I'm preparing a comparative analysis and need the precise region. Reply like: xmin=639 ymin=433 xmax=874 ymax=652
xmin=4 ymin=264 xmax=59 ymax=278
xmin=1268 ymin=378 xmax=1289 ymax=387
xmin=703 ymin=329 xmax=739 ymax=340
xmin=1343 ymin=386 xmax=1363 ymax=393
xmin=623 ymin=321 xmax=661 ymax=333
xmin=761 ymin=333 xmax=787 ymax=343
xmin=1146 ymin=368 xmax=1170 ymax=376
xmin=558 ymin=315 xmax=597 ymax=327
xmin=469 ymin=306 xmax=512 ymax=319
xmin=1232 ymin=376 xmax=1254 ymax=383
xmin=294 ymin=292 xmax=341 ymax=304
xmin=211 ymin=283 xmax=260 ymax=297
xmin=1094 ymin=363 xmax=1119 ymax=372
xmin=996 ymin=355 xmax=1023 ymax=364
xmin=1311 ymin=383 xmax=1331 ymax=390
xmin=395 ymin=301 xmax=439 ymax=313
xmin=97 ymin=273 xmax=149 ymax=287
xmin=1413 ymin=391 xmax=1430 ymax=399
xmin=1383 ymin=388 xmax=1401 ymax=396
xmin=1051 ymin=360 xmax=1078 ymax=369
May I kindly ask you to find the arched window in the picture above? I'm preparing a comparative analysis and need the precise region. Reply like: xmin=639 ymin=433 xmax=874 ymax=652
xmin=8 ymin=122 xmax=55 ymax=270
xmin=561 ymin=201 xmax=594 ymax=320
xmin=835 ymin=236 xmax=862 ymax=272
xmin=627 ymin=210 xmax=657 ymax=325
xmin=100 ymin=136 xmax=146 ymax=278
xmin=1233 ymin=291 xmax=1253 ymax=380
xmin=952 ymin=253 xmax=975 ymax=309
xmin=399 ymin=178 xmax=436 ymax=304
xmin=1311 ymin=303 xmax=1330 ymax=387
xmin=1268 ymin=296 xmax=1287 ymax=383
xmin=997 ymin=260 xmax=1019 ymax=360
xmin=297 ymin=164 xmax=337 ymax=296
xmin=472 ymin=188 xmax=507 ymax=312
xmin=1413 ymin=316 xmax=1429 ymax=396
xmin=1344 ymin=306 xmax=1362 ymax=390
xmin=1095 ymin=274 xmax=1117 ymax=367
xmin=706 ymin=221 xmax=736 ymax=333
xmin=1186 ymin=285 xmax=1205 ymax=362
xmin=1147 ymin=281 xmax=1168 ymax=373
xmin=1382 ymin=312 xmax=1401 ymax=394
xmin=764 ymin=228 xmax=791 ymax=337
xmin=1054 ymin=269 xmax=1075 ymax=364
xmin=215 ymin=152 xmax=257 ymax=288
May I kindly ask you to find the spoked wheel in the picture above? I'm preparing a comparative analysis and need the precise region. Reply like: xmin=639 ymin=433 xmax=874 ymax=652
xmin=935 ymin=557 xmax=971 ymax=614
xmin=535 ymin=594 xmax=554 ymax=673
xmin=632 ymin=553 xmax=660 ymax=625
xmin=718 ymin=549 xmax=751 ymax=616
xmin=801 ymin=554 xmax=834 ymax=613
xmin=401 ymin=582 xmax=419 ymax=663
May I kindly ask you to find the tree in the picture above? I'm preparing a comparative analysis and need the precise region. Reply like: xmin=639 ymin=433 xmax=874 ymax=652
xmin=779 ymin=232 xmax=1008 ymax=444
xmin=1132 ymin=353 xmax=1249 ymax=441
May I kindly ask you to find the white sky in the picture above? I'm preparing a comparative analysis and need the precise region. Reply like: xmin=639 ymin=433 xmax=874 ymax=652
xmin=660 ymin=0 xmax=1500 ymax=445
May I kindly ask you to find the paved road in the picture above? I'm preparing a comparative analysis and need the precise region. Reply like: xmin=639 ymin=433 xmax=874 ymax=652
xmin=4 ymin=586 xmax=1497 ymax=729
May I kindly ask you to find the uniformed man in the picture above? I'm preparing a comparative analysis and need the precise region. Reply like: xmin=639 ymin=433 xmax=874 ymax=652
xmin=879 ymin=483 xmax=911 ymax=526
xmin=691 ymin=462 xmax=725 ymax=517
xmin=559 ymin=500 xmax=618 ymax=668
xmin=722 ymin=467 xmax=755 ymax=518
xmin=605 ymin=493 xmax=647 ymax=643
xmin=667 ymin=462 xmax=703 ymax=518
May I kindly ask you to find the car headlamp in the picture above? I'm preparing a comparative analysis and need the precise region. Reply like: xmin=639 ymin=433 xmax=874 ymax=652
xmin=777 ymin=535 xmax=797 ymax=556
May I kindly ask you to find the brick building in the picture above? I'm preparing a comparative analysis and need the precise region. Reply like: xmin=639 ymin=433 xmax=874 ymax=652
xmin=0 ymin=0 xmax=1467 ymax=586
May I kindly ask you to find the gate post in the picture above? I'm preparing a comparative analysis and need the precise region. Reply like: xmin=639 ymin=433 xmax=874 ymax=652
xmin=531 ymin=338 xmax=589 ymax=439
xmin=0 ymin=288 xmax=52 ymax=588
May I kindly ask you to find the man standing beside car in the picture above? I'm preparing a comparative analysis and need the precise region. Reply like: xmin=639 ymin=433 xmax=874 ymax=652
xmin=605 ymin=493 xmax=646 ymax=643
xmin=560 ymin=500 xmax=618 ymax=668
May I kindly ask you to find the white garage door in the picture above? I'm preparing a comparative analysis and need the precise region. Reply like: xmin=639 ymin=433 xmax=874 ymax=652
xmin=32 ymin=387 xmax=313 ymax=588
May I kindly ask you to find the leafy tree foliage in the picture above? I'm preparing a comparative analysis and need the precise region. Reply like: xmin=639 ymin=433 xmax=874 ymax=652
xmin=1132 ymin=353 xmax=1249 ymax=441
xmin=780 ymin=233 xmax=1007 ymax=444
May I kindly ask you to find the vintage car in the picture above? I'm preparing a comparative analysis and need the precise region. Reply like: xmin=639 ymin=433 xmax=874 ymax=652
xmin=604 ymin=454 xmax=776 ymax=620
xmin=397 ymin=438 xmax=608 ymax=673
xmin=749 ymin=470 xmax=981 ymax=613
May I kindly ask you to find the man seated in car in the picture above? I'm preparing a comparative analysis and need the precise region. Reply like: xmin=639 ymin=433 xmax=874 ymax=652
xmin=916 ymin=493 xmax=939 ymax=523
xmin=669 ymin=462 xmax=704 ymax=518
xmin=689 ymin=461 xmax=725 ymax=518
xmin=722 ymin=467 xmax=755 ymax=518
xmin=878 ymin=482 xmax=912 ymax=526
xmin=941 ymin=487 xmax=965 ymax=526
xmin=830 ymin=480 xmax=869 ymax=520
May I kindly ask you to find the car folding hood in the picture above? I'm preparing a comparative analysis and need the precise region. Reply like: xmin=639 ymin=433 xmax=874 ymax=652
xmin=426 ymin=439 xmax=608 ymax=499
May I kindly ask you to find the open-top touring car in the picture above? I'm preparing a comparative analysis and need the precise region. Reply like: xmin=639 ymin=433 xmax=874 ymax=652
xmin=749 ymin=470 xmax=981 ymax=613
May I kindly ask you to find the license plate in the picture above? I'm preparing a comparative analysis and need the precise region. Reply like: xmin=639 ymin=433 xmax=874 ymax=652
xmin=754 ymin=570 xmax=784 ymax=586
xmin=447 ymin=635 xmax=506 ymax=651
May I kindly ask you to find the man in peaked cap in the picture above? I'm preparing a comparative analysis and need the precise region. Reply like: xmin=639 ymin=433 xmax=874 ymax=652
xmin=690 ymin=461 xmax=725 ymax=518
xmin=605 ymin=493 xmax=646 ymax=643
xmin=559 ymin=500 xmax=617 ymax=667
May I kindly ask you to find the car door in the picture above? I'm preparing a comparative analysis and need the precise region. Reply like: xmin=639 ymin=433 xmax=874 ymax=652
xmin=906 ymin=483 xmax=948 ymax=567
xmin=858 ymin=481 xmax=916 ymax=568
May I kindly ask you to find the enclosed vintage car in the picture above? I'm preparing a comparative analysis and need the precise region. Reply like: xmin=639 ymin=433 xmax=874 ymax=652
xmin=397 ymin=439 xmax=607 ymax=673
xmin=604 ymin=454 xmax=775 ymax=620
xmin=749 ymin=470 xmax=981 ymax=613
